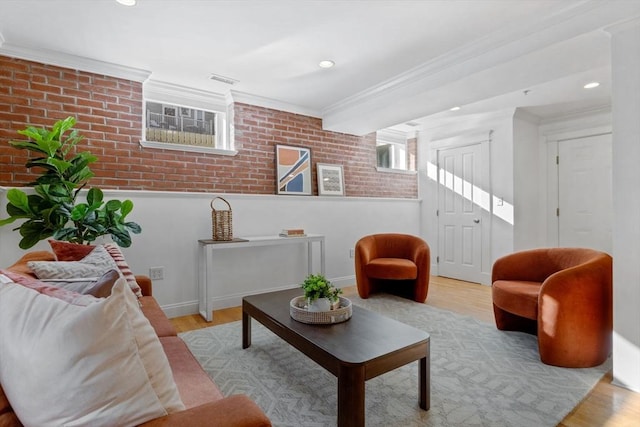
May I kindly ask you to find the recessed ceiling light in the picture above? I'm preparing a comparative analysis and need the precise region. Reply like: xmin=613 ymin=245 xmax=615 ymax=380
xmin=318 ymin=60 xmax=335 ymax=69
xmin=450 ymin=106 xmax=461 ymax=111
xmin=116 ymin=0 xmax=136 ymax=5
xmin=584 ymin=82 xmax=600 ymax=89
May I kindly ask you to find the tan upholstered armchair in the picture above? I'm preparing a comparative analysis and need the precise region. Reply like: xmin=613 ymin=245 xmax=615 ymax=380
xmin=355 ymin=233 xmax=431 ymax=303
xmin=491 ymin=248 xmax=612 ymax=368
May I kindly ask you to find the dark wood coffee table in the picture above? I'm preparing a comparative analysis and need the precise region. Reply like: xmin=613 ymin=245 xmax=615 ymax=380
xmin=242 ymin=288 xmax=430 ymax=427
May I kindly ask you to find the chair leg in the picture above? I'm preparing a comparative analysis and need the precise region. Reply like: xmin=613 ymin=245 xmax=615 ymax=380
xmin=492 ymin=304 xmax=537 ymax=335
xmin=356 ymin=277 xmax=373 ymax=299
xmin=413 ymin=286 xmax=427 ymax=303
xmin=413 ymin=279 xmax=428 ymax=303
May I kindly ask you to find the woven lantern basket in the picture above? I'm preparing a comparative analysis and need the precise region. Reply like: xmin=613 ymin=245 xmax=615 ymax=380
xmin=211 ymin=197 xmax=233 ymax=241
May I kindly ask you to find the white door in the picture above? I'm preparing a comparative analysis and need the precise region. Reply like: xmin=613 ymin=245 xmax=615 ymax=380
xmin=438 ymin=143 xmax=484 ymax=282
xmin=558 ymin=133 xmax=613 ymax=253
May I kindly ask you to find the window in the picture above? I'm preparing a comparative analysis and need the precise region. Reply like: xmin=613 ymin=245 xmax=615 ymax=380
xmin=141 ymin=80 xmax=235 ymax=155
xmin=376 ymin=129 xmax=409 ymax=171
xmin=145 ymin=101 xmax=219 ymax=146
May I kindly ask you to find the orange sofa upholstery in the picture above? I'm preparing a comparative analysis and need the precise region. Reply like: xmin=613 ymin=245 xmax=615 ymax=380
xmin=355 ymin=233 xmax=431 ymax=302
xmin=0 ymin=251 xmax=271 ymax=427
xmin=491 ymin=248 xmax=612 ymax=368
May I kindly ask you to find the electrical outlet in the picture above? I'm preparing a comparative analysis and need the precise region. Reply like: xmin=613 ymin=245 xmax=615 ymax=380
xmin=349 ymin=249 xmax=355 ymax=258
xmin=149 ymin=266 xmax=164 ymax=280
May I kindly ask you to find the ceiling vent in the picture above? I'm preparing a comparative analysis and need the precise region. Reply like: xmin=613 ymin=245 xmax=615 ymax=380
xmin=209 ymin=73 xmax=239 ymax=85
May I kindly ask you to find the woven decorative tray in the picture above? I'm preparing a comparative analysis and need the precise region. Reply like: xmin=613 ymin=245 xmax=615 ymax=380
xmin=290 ymin=296 xmax=352 ymax=324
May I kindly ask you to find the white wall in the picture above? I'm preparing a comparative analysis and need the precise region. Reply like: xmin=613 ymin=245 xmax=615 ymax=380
xmin=513 ymin=110 xmax=542 ymax=251
xmin=608 ymin=18 xmax=640 ymax=393
xmin=0 ymin=188 xmax=421 ymax=318
xmin=489 ymin=114 xmax=516 ymax=262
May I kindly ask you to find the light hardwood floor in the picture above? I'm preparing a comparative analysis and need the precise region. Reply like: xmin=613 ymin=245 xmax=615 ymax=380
xmin=171 ymin=276 xmax=640 ymax=426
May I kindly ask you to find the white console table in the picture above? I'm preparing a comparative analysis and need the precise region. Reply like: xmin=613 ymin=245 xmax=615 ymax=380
xmin=197 ymin=234 xmax=325 ymax=321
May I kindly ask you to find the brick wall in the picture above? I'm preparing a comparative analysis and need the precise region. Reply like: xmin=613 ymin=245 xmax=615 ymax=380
xmin=0 ymin=55 xmax=417 ymax=198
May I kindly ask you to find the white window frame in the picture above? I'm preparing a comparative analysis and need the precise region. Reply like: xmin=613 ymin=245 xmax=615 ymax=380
xmin=376 ymin=129 xmax=409 ymax=172
xmin=140 ymin=80 xmax=237 ymax=156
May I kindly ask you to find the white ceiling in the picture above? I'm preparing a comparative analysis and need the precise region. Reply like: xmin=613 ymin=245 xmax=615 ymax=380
xmin=0 ymin=0 xmax=638 ymax=135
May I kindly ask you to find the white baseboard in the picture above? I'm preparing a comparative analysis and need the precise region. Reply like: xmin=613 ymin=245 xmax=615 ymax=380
xmin=161 ymin=300 xmax=200 ymax=319
xmin=161 ymin=275 xmax=357 ymax=319
xmin=329 ymin=275 xmax=356 ymax=288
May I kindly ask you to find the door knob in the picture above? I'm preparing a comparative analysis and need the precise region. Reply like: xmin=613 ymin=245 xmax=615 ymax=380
xmin=473 ymin=218 xmax=480 ymax=223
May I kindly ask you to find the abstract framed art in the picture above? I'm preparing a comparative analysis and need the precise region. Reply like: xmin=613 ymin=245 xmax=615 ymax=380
xmin=276 ymin=145 xmax=312 ymax=195
xmin=317 ymin=163 xmax=345 ymax=196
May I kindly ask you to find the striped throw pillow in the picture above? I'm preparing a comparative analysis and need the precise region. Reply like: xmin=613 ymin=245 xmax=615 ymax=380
xmin=103 ymin=243 xmax=142 ymax=297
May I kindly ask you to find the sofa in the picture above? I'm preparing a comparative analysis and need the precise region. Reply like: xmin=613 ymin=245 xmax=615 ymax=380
xmin=355 ymin=233 xmax=431 ymax=302
xmin=491 ymin=247 xmax=612 ymax=368
xmin=0 ymin=249 xmax=271 ymax=427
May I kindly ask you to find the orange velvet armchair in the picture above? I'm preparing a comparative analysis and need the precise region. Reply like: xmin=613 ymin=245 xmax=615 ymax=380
xmin=355 ymin=233 xmax=431 ymax=303
xmin=491 ymin=248 xmax=612 ymax=368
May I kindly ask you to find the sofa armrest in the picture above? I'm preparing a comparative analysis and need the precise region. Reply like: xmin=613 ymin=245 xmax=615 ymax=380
xmin=135 ymin=275 xmax=153 ymax=296
xmin=138 ymin=395 xmax=271 ymax=427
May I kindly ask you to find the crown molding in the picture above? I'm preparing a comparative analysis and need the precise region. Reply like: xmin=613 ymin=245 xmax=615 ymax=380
xmin=322 ymin=0 xmax=639 ymax=135
xmin=0 ymin=40 xmax=151 ymax=82
xmin=538 ymin=103 xmax=611 ymax=126
xmin=513 ymin=108 xmax=541 ymax=125
xmin=376 ymin=128 xmax=409 ymax=142
xmin=228 ymin=90 xmax=321 ymax=118
xmin=604 ymin=16 xmax=640 ymax=35
xmin=0 ymin=36 xmax=319 ymax=119
xmin=144 ymin=79 xmax=227 ymax=111
xmin=420 ymin=108 xmax=516 ymax=141
xmin=323 ymin=1 xmax=598 ymax=117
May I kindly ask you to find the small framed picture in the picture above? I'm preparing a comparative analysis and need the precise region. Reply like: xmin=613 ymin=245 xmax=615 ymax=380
xmin=317 ymin=163 xmax=345 ymax=196
xmin=180 ymin=107 xmax=190 ymax=117
xmin=276 ymin=145 xmax=312 ymax=195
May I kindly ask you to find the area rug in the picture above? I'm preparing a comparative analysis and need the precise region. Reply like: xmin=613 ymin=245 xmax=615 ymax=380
xmin=180 ymin=294 xmax=610 ymax=427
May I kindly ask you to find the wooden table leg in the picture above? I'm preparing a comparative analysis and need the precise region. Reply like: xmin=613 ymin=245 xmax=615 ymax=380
xmin=419 ymin=343 xmax=430 ymax=410
xmin=338 ymin=364 xmax=365 ymax=427
xmin=242 ymin=308 xmax=251 ymax=349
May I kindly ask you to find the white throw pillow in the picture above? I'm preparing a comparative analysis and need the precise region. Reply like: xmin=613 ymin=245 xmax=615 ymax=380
xmin=28 ymin=245 xmax=121 ymax=280
xmin=0 ymin=278 xmax=184 ymax=427
xmin=27 ymin=260 xmax=106 ymax=279
xmin=36 ymin=269 xmax=121 ymax=297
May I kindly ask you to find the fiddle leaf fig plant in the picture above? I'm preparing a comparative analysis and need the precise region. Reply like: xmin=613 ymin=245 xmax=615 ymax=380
xmin=0 ymin=116 xmax=141 ymax=249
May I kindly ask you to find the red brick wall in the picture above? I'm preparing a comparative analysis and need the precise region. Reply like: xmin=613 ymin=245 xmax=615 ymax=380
xmin=0 ymin=55 xmax=417 ymax=197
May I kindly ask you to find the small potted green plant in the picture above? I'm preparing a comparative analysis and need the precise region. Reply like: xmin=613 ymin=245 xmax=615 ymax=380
xmin=301 ymin=274 xmax=342 ymax=312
